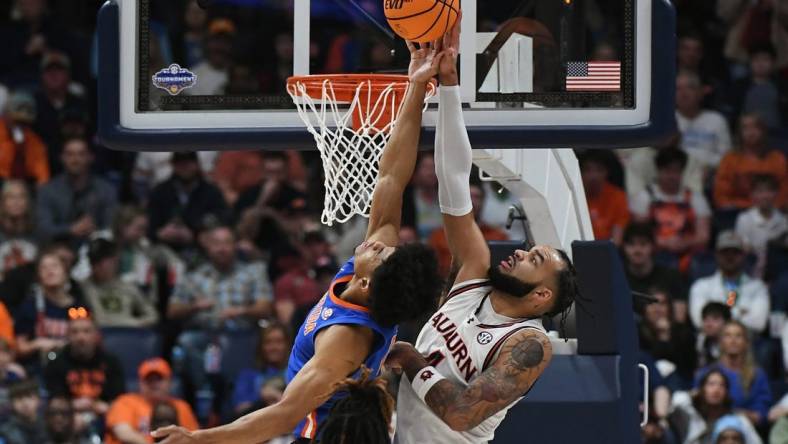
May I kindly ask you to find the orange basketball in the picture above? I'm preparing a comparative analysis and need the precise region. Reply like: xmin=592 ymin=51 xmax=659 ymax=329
xmin=384 ymin=0 xmax=460 ymax=43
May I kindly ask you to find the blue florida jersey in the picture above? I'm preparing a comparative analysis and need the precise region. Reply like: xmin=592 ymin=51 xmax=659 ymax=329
xmin=286 ymin=257 xmax=398 ymax=440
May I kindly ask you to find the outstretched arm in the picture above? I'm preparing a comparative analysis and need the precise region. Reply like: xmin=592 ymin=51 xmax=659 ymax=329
xmin=433 ymin=20 xmax=491 ymax=282
xmin=366 ymin=42 xmax=443 ymax=246
xmin=388 ymin=329 xmax=552 ymax=431
xmin=152 ymin=325 xmax=374 ymax=444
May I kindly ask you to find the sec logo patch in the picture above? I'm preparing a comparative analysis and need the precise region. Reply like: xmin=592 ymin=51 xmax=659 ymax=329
xmin=477 ymin=331 xmax=493 ymax=345
xmin=321 ymin=308 xmax=334 ymax=320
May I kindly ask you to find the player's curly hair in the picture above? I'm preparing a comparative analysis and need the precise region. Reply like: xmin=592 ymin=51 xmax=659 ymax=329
xmin=369 ymin=243 xmax=442 ymax=327
xmin=317 ymin=366 xmax=394 ymax=444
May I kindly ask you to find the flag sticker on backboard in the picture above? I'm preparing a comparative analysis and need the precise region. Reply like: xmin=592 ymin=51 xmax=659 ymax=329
xmin=566 ymin=61 xmax=621 ymax=92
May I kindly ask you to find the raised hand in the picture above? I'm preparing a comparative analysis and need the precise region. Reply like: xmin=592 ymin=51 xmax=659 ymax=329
xmin=438 ymin=12 xmax=461 ymax=85
xmin=406 ymin=40 xmax=445 ymax=84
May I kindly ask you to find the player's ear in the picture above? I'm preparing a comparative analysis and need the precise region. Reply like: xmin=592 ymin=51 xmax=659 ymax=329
xmin=360 ymin=277 xmax=371 ymax=291
xmin=534 ymin=287 xmax=552 ymax=303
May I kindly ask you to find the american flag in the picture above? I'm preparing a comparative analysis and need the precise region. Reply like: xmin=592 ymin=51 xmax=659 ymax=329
xmin=566 ymin=61 xmax=621 ymax=91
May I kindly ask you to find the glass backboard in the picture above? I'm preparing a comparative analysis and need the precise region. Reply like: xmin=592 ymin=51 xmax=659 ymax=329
xmin=97 ymin=0 xmax=676 ymax=150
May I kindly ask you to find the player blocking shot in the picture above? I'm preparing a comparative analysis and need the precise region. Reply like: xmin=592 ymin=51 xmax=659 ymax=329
xmin=385 ymin=21 xmax=580 ymax=444
xmin=152 ymin=41 xmax=445 ymax=444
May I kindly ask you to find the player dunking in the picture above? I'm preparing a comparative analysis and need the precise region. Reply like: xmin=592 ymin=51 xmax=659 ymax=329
xmin=385 ymin=22 xmax=579 ymax=444
xmin=153 ymin=41 xmax=445 ymax=444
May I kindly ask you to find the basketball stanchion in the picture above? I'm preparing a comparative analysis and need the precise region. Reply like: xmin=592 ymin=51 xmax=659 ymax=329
xmin=286 ymin=74 xmax=436 ymax=226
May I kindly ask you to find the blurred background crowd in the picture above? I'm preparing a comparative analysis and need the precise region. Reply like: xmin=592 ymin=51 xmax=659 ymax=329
xmin=0 ymin=0 xmax=787 ymax=443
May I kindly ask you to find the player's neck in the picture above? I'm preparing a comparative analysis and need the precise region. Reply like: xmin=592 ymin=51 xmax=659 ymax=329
xmin=489 ymin=289 xmax=539 ymax=319
xmin=338 ymin=277 xmax=369 ymax=307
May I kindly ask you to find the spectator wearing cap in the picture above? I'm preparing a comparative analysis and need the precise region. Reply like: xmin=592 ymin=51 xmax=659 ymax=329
xmin=689 ymin=231 xmax=770 ymax=334
xmin=80 ymin=238 xmax=158 ymax=328
xmin=14 ymin=249 xmax=87 ymax=365
xmin=710 ymin=415 xmax=757 ymax=444
xmin=147 ymin=152 xmax=227 ymax=252
xmin=0 ymin=180 xmax=39 ymax=278
xmin=36 ymin=137 xmax=117 ymax=242
xmin=630 ymin=147 xmax=711 ymax=272
xmin=105 ymin=358 xmax=198 ymax=444
xmin=0 ymin=90 xmax=50 ymax=185
xmin=0 ymin=380 xmax=47 ymax=444
xmin=717 ymin=0 xmax=788 ymax=74
xmin=43 ymin=312 xmax=125 ymax=426
xmin=32 ymin=51 xmax=89 ymax=174
xmin=186 ymin=18 xmax=236 ymax=95
xmin=714 ymin=114 xmax=788 ymax=211
xmin=675 ymin=70 xmax=732 ymax=174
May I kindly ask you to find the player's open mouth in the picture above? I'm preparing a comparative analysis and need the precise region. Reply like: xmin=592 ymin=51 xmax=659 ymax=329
xmin=500 ymin=255 xmax=515 ymax=271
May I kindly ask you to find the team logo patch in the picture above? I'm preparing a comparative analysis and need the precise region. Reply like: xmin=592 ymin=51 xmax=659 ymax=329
xmin=420 ymin=369 xmax=434 ymax=381
xmin=477 ymin=331 xmax=493 ymax=345
xmin=152 ymin=64 xmax=197 ymax=95
xmin=321 ymin=308 xmax=334 ymax=320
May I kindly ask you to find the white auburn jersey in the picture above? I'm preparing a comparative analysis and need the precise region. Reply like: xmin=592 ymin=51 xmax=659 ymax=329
xmin=395 ymin=279 xmax=547 ymax=444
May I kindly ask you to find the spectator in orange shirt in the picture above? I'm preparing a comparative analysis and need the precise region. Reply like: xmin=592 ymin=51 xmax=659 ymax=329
xmin=428 ymin=182 xmax=508 ymax=277
xmin=0 ymin=91 xmax=50 ymax=186
xmin=0 ymin=301 xmax=14 ymax=350
xmin=214 ymin=151 xmax=307 ymax=206
xmin=714 ymin=113 xmax=788 ymax=210
xmin=105 ymin=358 xmax=198 ymax=444
xmin=579 ymin=150 xmax=630 ymax=246
xmin=630 ymin=148 xmax=712 ymax=272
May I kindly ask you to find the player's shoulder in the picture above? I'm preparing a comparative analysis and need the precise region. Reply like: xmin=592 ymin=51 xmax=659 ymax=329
xmin=445 ymin=278 xmax=491 ymax=300
xmin=315 ymin=323 xmax=375 ymax=349
xmin=497 ymin=328 xmax=553 ymax=368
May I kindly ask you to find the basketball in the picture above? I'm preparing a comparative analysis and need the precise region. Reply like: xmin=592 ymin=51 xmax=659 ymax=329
xmin=384 ymin=0 xmax=460 ymax=43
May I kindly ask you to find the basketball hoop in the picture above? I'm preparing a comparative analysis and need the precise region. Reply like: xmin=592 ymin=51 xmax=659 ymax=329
xmin=286 ymin=74 xmax=435 ymax=226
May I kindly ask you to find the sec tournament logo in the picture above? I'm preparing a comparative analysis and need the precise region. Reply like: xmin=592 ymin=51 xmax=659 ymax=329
xmin=152 ymin=64 xmax=197 ymax=95
xmin=477 ymin=331 xmax=493 ymax=345
xmin=321 ymin=308 xmax=334 ymax=320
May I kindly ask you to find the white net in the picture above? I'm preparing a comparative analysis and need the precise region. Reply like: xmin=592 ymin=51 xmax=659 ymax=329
xmin=287 ymin=76 xmax=435 ymax=226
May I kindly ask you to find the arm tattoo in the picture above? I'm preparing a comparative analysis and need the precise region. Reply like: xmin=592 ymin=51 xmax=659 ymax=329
xmin=423 ymin=332 xmax=550 ymax=431
xmin=509 ymin=338 xmax=545 ymax=370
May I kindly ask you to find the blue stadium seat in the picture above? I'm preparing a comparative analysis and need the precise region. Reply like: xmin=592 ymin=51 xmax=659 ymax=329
xmin=219 ymin=329 xmax=259 ymax=382
xmin=101 ymin=327 xmax=161 ymax=390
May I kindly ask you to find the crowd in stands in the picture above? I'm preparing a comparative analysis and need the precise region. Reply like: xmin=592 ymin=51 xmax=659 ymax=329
xmin=0 ymin=0 xmax=786 ymax=443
